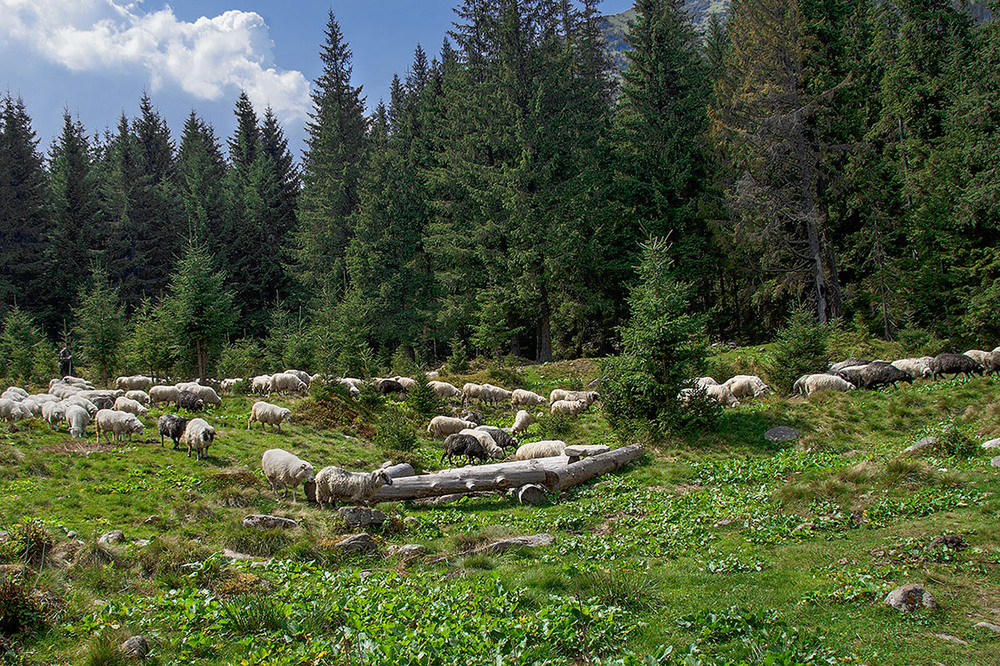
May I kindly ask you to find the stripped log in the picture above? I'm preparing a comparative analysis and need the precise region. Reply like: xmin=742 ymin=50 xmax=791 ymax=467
xmin=564 ymin=444 xmax=610 ymax=462
xmin=370 ymin=444 xmax=643 ymax=502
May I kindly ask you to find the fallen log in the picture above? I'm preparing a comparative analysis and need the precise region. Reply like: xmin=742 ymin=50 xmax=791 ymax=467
xmin=370 ymin=444 xmax=643 ymax=502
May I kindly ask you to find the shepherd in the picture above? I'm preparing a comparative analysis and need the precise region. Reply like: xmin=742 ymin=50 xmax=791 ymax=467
xmin=58 ymin=344 xmax=73 ymax=378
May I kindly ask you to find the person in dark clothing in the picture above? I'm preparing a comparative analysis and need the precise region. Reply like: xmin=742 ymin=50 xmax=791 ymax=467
xmin=58 ymin=345 xmax=73 ymax=378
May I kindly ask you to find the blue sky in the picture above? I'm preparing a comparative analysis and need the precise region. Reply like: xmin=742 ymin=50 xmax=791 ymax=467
xmin=0 ymin=0 xmax=635 ymax=161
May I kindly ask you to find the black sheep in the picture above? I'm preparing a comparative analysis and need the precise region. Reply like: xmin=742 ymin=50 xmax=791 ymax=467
xmin=859 ymin=361 xmax=912 ymax=390
xmin=441 ymin=433 xmax=488 ymax=466
xmin=378 ymin=379 xmax=406 ymax=395
xmin=158 ymin=414 xmax=188 ymax=450
xmin=930 ymin=353 xmax=984 ymax=380
xmin=176 ymin=390 xmax=204 ymax=411
xmin=90 ymin=395 xmax=115 ymax=410
xmin=832 ymin=365 xmax=868 ymax=388
xmin=473 ymin=425 xmax=518 ymax=451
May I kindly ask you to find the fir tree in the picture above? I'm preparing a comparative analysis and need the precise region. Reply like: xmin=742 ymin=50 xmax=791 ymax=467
xmin=177 ymin=112 xmax=227 ymax=245
xmin=74 ymin=266 xmax=126 ymax=385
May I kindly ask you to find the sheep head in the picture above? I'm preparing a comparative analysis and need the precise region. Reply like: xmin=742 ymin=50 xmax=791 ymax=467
xmin=373 ymin=469 xmax=393 ymax=488
xmin=299 ymin=462 xmax=315 ymax=481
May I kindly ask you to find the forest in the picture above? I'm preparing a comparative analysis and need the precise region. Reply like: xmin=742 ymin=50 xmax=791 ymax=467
xmin=1 ymin=0 xmax=998 ymax=383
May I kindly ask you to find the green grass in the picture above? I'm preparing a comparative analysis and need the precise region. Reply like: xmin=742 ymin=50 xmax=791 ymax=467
xmin=1 ymin=362 xmax=1000 ymax=664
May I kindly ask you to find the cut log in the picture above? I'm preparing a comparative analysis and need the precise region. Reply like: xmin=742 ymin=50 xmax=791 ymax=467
xmin=370 ymin=444 xmax=644 ymax=502
xmin=564 ymin=444 xmax=610 ymax=462
xmin=381 ymin=462 xmax=416 ymax=479
xmin=517 ymin=484 xmax=549 ymax=505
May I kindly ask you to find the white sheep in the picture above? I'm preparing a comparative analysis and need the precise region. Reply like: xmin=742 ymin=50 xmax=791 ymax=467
xmin=64 ymin=405 xmax=90 ymax=438
xmin=187 ymin=385 xmax=222 ymax=407
xmin=393 ymin=376 xmax=418 ymax=391
xmin=1 ymin=387 xmax=27 ymax=401
xmin=723 ymin=375 xmax=772 ymax=399
xmin=116 ymin=375 xmax=153 ymax=392
xmin=29 ymin=393 xmax=59 ymax=404
xmin=792 ymin=374 xmax=856 ymax=396
xmin=695 ymin=377 xmax=719 ymax=388
xmin=248 ymin=401 xmax=292 ymax=432
xmin=705 ymin=384 xmax=740 ymax=408
xmin=483 ymin=384 xmax=513 ymax=404
xmin=270 ymin=372 xmax=307 ymax=395
xmin=0 ymin=399 xmax=31 ymax=422
xmin=511 ymin=389 xmax=547 ymax=407
xmin=220 ymin=378 xmax=245 ymax=394
xmin=95 ymin=409 xmax=144 ymax=444
xmin=48 ymin=382 xmax=81 ymax=399
xmin=458 ymin=428 xmax=505 ymax=459
xmin=61 ymin=376 xmax=94 ymax=389
xmin=284 ymin=369 xmax=313 ymax=385
xmin=515 ymin=440 xmax=567 ymax=461
xmin=124 ymin=390 xmax=150 ymax=406
xmin=18 ymin=398 xmax=43 ymax=417
xmin=261 ymin=448 xmax=315 ymax=503
xmin=964 ymin=349 xmax=992 ymax=366
xmin=428 ymin=380 xmax=462 ymax=399
xmin=549 ymin=389 xmax=599 ymax=406
xmin=314 ymin=466 xmax=394 ymax=507
xmin=891 ymin=358 xmax=934 ymax=380
xmin=114 ymin=396 xmax=149 ymax=419
xmin=251 ymin=375 xmax=273 ymax=395
xmin=462 ymin=383 xmax=490 ymax=405
xmin=427 ymin=415 xmax=478 ymax=439
xmin=42 ymin=401 xmax=67 ymax=429
xmin=182 ymin=418 xmax=215 ymax=460
xmin=511 ymin=409 xmax=537 ymax=434
xmin=551 ymin=399 xmax=587 ymax=416
xmin=149 ymin=385 xmax=180 ymax=406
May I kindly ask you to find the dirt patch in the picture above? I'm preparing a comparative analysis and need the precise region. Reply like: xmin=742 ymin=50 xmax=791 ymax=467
xmin=40 ymin=441 xmax=123 ymax=456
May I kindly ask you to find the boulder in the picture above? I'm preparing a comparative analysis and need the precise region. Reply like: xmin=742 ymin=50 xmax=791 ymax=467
xmin=121 ymin=636 xmax=150 ymax=658
xmin=981 ymin=438 xmax=1000 ymax=449
xmin=385 ymin=544 xmax=426 ymax=559
xmin=904 ymin=436 xmax=938 ymax=456
xmin=337 ymin=506 xmax=386 ymax=528
xmin=333 ymin=533 xmax=379 ymax=555
xmin=764 ymin=426 xmax=800 ymax=443
xmin=992 ymin=456 xmax=1000 ymax=469
xmin=473 ymin=533 xmax=555 ymax=555
xmin=973 ymin=622 xmax=1000 ymax=633
xmin=927 ymin=535 xmax=967 ymax=551
xmin=242 ymin=515 xmax=298 ymax=530
xmin=98 ymin=530 xmax=125 ymax=546
xmin=885 ymin=584 xmax=937 ymax=612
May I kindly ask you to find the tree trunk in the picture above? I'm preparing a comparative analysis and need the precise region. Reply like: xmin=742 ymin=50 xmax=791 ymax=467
xmin=536 ymin=301 xmax=553 ymax=363
xmin=196 ymin=339 xmax=205 ymax=381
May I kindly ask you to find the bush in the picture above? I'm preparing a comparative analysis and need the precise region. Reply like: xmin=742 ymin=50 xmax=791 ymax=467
xmin=0 ymin=307 xmax=56 ymax=385
xmin=390 ymin=347 xmax=420 ymax=377
xmin=374 ymin=408 xmax=418 ymax=453
xmin=218 ymin=338 xmax=264 ymax=378
xmin=446 ymin=338 xmax=469 ymax=374
xmin=767 ymin=310 xmax=829 ymax=394
xmin=0 ymin=521 xmax=54 ymax=568
xmin=406 ymin=376 xmax=444 ymax=418
xmin=0 ymin=578 xmax=44 ymax=636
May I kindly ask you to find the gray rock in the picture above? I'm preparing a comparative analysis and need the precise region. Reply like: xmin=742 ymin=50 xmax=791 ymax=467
xmin=135 ymin=539 xmax=151 ymax=547
xmin=973 ymin=622 xmax=1000 ymax=633
xmin=65 ymin=531 xmax=77 ymax=539
xmin=98 ymin=530 xmax=125 ymax=546
xmin=242 ymin=514 xmax=298 ymax=530
xmin=121 ymin=635 xmax=150 ymax=658
xmin=474 ymin=533 xmax=555 ymax=555
xmin=992 ymin=456 xmax=1000 ymax=469
xmin=885 ymin=584 xmax=937 ymax=612
xmin=385 ymin=544 xmax=426 ymax=559
xmin=904 ymin=436 xmax=938 ymax=456
xmin=333 ymin=533 xmax=379 ymax=555
xmin=927 ymin=535 xmax=967 ymax=551
xmin=934 ymin=633 xmax=967 ymax=645
xmin=222 ymin=549 xmax=259 ymax=561
xmin=764 ymin=426 xmax=800 ymax=443
xmin=337 ymin=506 xmax=386 ymax=528
xmin=587 ymin=378 xmax=600 ymax=389
xmin=981 ymin=438 xmax=1000 ymax=449
xmin=141 ymin=515 xmax=163 ymax=526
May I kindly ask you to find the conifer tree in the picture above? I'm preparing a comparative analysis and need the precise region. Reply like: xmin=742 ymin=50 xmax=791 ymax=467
xmin=74 ymin=266 xmax=126 ymax=385
xmin=177 ymin=112 xmax=227 ymax=245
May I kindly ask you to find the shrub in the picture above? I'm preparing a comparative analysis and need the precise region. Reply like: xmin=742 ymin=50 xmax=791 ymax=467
xmin=446 ymin=338 xmax=469 ymax=374
xmin=0 ymin=521 xmax=54 ymax=568
xmin=221 ymin=594 xmax=288 ymax=635
xmin=374 ymin=408 xmax=417 ymax=453
xmin=0 ymin=307 xmax=56 ymax=384
xmin=580 ymin=567 xmax=662 ymax=611
xmin=0 ymin=578 xmax=44 ymax=636
xmin=405 ymin=376 xmax=443 ymax=419
xmin=218 ymin=338 xmax=264 ymax=378
xmin=390 ymin=347 xmax=420 ymax=378
xmin=768 ymin=310 xmax=829 ymax=394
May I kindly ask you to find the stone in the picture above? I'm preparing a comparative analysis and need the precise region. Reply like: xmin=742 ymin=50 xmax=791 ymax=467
xmin=242 ymin=515 xmax=298 ymax=530
xmin=764 ymin=426 xmax=800 ymax=443
xmin=333 ymin=533 xmax=379 ymax=555
xmin=904 ymin=437 xmax=938 ymax=456
xmin=973 ymin=622 xmax=1000 ymax=633
xmin=97 ymin=530 xmax=125 ymax=546
xmin=713 ymin=519 xmax=734 ymax=528
xmin=65 ymin=531 xmax=77 ymax=539
xmin=222 ymin=549 xmax=259 ymax=561
xmin=587 ymin=378 xmax=600 ymax=389
xmin=474 ymin=533 xmax=555 ymax=555
xmin=121 ymin=636 xmax=150 ymax=658
xmin=885 ymin=584 xmax=937 ymax=612
xmin=141 ymin=515 xmax=163 ymax=526
xmin=991 ymin=456 xmax=1000 ymax=469
xmin=135 ymin=539 xmax=151 ymax=547
xmin=927 ymin=535 xmax=967 ymax=551
xmin=981 ymin=438 xmax=1000 ymax=449
xmin=934 ymin=634 xmax=967 ymax=645
xmin=385 ymin=544 xmax=426 ymax=559
xmin=337 ymin=507 xmax=386 ymax=528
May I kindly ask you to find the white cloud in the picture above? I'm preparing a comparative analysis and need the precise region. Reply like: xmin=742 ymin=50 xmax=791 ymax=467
xmin=0 ymin=0 xmax=310 ymax=120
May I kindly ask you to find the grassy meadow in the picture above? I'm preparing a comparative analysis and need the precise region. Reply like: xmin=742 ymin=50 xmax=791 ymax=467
xmin=1 ymin=352 xmax=999 ymax=665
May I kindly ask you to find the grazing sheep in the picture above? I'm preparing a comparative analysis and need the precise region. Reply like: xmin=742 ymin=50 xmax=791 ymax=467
xmin=182 ymin=418 xmax=215 ymax=460
xmin=94 ymin=409 xmax=144 ymax=444
xmin=695 ymin=377 xmax=719 ymax=388
xmin=832 ymin=365 xmax=868 ymax=388
xmin=427 ymin=415 xmax=478 ymax=439
xmin=483 ymin=384 xmax=513 ymax=404
xmin=313 ymin=466 xmax=393 ymax=507
xmin=511 ymin=409 xmax=537 ymax=435
xmin=248 ymin=401 xmax=292 ymax=432
xmin=462 ymin=383 xmax=489 ymax=405
xmin=515 ymin=440 xmax=567 ymax=461
xmin=705 ymin=384 xmax=740 ymax=408
xmin=891 ymin=358 xmax=934 ymax=380
xmin=174 ymin=381 xmax=202 ymax=393
xmin=859 ymin=361 xmax=912 ymax=390
xmin=930 ymin=353 xmax=984 ymax=380
xmin=1 ymin=387 xmax=27 ymax=401
xmin=458 ymin=428 xmax=505 ymax=459
xmin=28 ymin=393 xmax=59 ymax=404
xmin=441 ymin=433 xmax=489 ymax=466
xmin=64 ymin=405 xmax=90 ymax=438
xmin=261 ymin=448 xmax=315 ymax=503
xmin=793 ymin=374 xmax=856 ymax=396
xmin=150 ymin=385 xmax=180 ymax=406
xmin=158 ymin=414 xmax=187 ymax=449
xmin=124 ymin=390 xmax=150 ymax=406
xmin=270 ymin=372 xmax=307 ymax=395
xmin=722 ymin=375 xmax=772 ymax=399
xmin=511 ymin=389 xmax=547 ymax=408
xmin=964 ymin=349 xmax=992 ymax=366
xmin=984 ymin=352 xmax=1000 ymax=376
xmin=428 ymin=380 xmax=462 ymax=399
xmin=116 ymin=375 xmax=153 ymax=392
xmin=393 ymin=376 xmax=418 ymax=391
xmin=474 ymin=425 xmax=519 ymax=451
xmin=829 ymin=358 xmax=872 ymax=373
xmin=252 ymin=375 xmax=273 ymax=395
xmin=187 ymin=385 xmax=222 ymax=408
xmin=376 ymin=378 xmax=407 ymax=395
xmin=284 ymin=369 xmax=312 ymax=385
xmin=220 ymin=378 xmax=245 ymax=394
xmin=114 ymin=396 xmax=149 ymax=419
xmin=549 ymin=389 xmax=599 ymax=406
xmin=551 ymin=399 xmax=587 ymax=416
xmin=42 ymin=401 xmax=67 ymax=429
xmin=61 ymin=376 xmax=94 ymax=389
xmin=176 ymin=390 xmax=205 ymax=412
xmin=0 ymin=399 xmax=31 ymax=422
xmin=17 ymin=398 xmax=42 ymax=417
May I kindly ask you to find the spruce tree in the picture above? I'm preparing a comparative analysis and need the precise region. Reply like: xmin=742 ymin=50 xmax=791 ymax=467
xmin=74 ymin=266 xmax=126 ymax=385
xmin=177 ymin=112 xmax=227 ymax=245
xmin=295 ymin=12 xmax=368 ymax=295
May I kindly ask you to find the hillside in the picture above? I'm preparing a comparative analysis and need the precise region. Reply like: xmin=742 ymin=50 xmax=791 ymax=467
xmin=2 ymin=354 xmax=1000 ymax=663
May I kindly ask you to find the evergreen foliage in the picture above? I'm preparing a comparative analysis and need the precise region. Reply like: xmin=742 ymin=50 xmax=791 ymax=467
xmin=0 ymin=306 xmax=55 ymax=383
xmin=73 ymin=266 xmax=127 ymax=385
xmin=767 ymin=310 xmax=831 ymax=394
